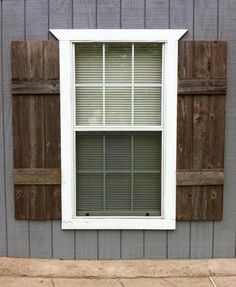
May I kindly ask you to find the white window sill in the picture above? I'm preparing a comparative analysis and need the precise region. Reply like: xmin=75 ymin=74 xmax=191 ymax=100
xmin=62 ymin=218 xmax=176 ymax=230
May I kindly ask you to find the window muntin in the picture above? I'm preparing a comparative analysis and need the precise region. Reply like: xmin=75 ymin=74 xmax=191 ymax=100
xmin=74 ymin=43 xmax=163 ymax=217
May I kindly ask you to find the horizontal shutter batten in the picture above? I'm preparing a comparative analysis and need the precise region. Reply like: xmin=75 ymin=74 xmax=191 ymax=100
xmin=12 ymin=80 xmax=60 ymax=95
xmin=178 ymin=79 xmax=226 ymax=95
xmin=13 ymin=168 xmax=224 ymax=186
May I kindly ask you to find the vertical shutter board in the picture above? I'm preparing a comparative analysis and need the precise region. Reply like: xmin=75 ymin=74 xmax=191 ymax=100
xmin=176 ymin=186 xmax=193 ymax=220
xmin=13 ymin=95 xmax=46 ymax=219
xmin=205 ymin=185 xmax=223 ymax=220
xmin=211 ymin=41 xmax=227 ymax=79
xmin=44 ymin=41 xmax=59 ymax=80
xmin=208 ymin=95 xmax=225 ymax=168
xmin=15 ymin=186 xmax=30 ymax=219
xmin=177 ymin=95 xmax=193 ymax=169
xmin=193 ymin=42 xmax=211 ymax=79
xmin=193 ymin=95 xmax=209 ymax=169
xmin=44 ymin=41 xmax=60 ymax=219
xmin=27 ymin=41 xmax=44 ymax=80
xmin=176 ymin=94 xmax=194 ymax=220
xmin=178 ymin=41 xmax=195 ymax=79
xmin=45 ymin=95 xmax=61 ymax=219
xmin=11 ymin=41 xmax=27 ymax=80
xmin=13 ymin=95 xmax=45 ymax=168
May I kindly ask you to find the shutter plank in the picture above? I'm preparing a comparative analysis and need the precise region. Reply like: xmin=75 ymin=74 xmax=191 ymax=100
xmin=44 ymin=41 xmax=59 ymax=79
xmin=11 ymin=41 xmax=27 ymax=80
xmin=13 ymin=95 xmax=46 ymax=219
xmin=211 ymin=41 xmax=227 ymax=79
xmin=45 ymin=95 xmax=61 ymax=219
xmin=27 ymin=41 xmax=44 ymax=79
xmin=193 ymin=41 xmax=211 ymax=79
xmin=193 ymin=95 xmax=209 ymax=169
xmin=176 ymin=187 xmax=193 ymax=220
xmin=44 ymin=41 xmax=61 ymax=219
xmin=208 ymin=95 xmax=225 ymax=168
xmin=177 ymin=95 xmax=193 ymax=169
xmin=15 ymin=186 xmax=30 ymax=219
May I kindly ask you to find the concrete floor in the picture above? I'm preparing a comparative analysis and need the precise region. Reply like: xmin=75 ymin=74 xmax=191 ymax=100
xmin=1 ymin=276 xmax=236 ymax=286
xmin=0 ymin=257 xmax=235 ymax=286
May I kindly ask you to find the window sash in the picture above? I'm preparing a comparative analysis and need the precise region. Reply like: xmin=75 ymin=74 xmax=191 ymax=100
xmin=74 ymin=43 xmax=164 ymax=129
xmin=75 ymin=132 xmax=162 ymax=216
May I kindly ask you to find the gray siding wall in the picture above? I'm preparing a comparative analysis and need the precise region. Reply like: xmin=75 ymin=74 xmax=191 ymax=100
xmin=0 ymin=0 xmax=235 ymax=259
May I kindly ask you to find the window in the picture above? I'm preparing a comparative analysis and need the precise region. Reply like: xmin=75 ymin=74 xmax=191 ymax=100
xmin=51 ymin=29 xmax=187 ymax=229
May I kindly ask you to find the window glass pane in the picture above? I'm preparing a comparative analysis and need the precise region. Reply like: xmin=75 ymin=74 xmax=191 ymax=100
xmin=76 ymin=174 xmax=103 ymax=212
xmin=76 ymin=132 xmax=161 ymax=216
xmin=75 ymin=87 xmax=103 ymax=126
xmin=106 ymin=174 xmax=131 ymax=210
xmin=76 ymin=133 xmax=103 ymax=171
xmin=105 ymin=87 xmax=132 ymax=125
xmin=134 ymin=87 xmax=161 ymax=125
xmin=106 ymin=134 xmax=131 ymax=170
xmin=105 ymin=44 xmax=132 ymax=84
xmin=75 ymin=43 xmax=103 ymax=84
xmin=133 ymin=132 xmax=161 ymax=170
xmin=134 ymin=43 xmax=162 ymax=84
xmin=133 ymin=173 xmax=161 ymax=211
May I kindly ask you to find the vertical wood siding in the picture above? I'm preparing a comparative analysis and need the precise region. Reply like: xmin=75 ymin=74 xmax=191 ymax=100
xmin=0 ymin=0 xmax=235 ymax=259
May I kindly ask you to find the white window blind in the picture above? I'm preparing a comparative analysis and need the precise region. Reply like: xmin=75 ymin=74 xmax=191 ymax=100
xmin=76 ymin=132 xmax=161 ymax=215
xmin=75 ymin=43 xmax=162 ymax=127
xmin=75 ymin=43 xmax=163 ymax=216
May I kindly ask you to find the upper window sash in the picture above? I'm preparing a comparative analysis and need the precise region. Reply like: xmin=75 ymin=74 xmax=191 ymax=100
xmin=74 ymin=42 xmax=164 ymax=129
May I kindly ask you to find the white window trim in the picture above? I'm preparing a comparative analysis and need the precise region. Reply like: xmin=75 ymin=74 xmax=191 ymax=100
xmin=50 ymin=29 xmax=187 ymax=230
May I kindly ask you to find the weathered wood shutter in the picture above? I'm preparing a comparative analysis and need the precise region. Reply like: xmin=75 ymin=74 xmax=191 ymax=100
xmin=177 ymin=41 xmax=226 ymax=220
xmin=12 ymin=41 xmax=61 ymax=219
xmin=12 ymin=40 xmax=226 ymax=220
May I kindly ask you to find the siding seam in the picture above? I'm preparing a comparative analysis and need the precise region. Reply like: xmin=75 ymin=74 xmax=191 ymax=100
xmin=74 ymin=231 xmax=76 ymax=259
xmin=217 ymin=0 xmax=219 ymax=40
xmin=120 ymin=0 xmax=122 ymax=29
xmin=168 ymin=0 xmax=170 ymax=29
xmin=95 ymin=0 xmax=98 ymax=29
xmin=193 ymin=0 xmax=195 ymax=40
xmin=1 ymin=0 xmax=8 ymax=257
xmin=72 ymin=0 xmax=74 ymax=29
xmin=120 ymin=230 xmax=122 ymax=259
xmin=144 ymin=0 xmax=146 ymax=29
xmin=143 ymin=230 xmax=145 ymax=258
xmin=97 ymin=230 xmax=99 ymax=259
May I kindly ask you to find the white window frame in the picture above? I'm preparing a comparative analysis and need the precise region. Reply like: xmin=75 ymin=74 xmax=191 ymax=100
xmin=50 ymin=29 xmax=187 ymax=230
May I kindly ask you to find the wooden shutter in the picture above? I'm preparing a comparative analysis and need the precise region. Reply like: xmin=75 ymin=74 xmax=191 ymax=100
xmin=176 ymin=41 xmax=226 ymax=220
xmin=12 ymin=41 xmax=61 ymax=219
xmin=12 ymin=40 xmax=226 ymax=220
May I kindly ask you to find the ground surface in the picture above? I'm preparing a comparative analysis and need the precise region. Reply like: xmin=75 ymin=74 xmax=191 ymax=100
xmin=0 ymin=257 xmax=235 ymax=286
